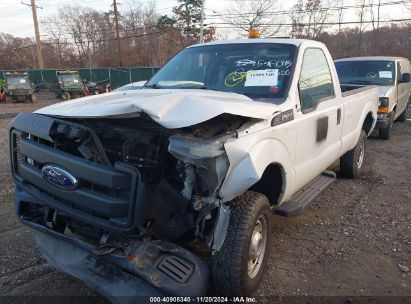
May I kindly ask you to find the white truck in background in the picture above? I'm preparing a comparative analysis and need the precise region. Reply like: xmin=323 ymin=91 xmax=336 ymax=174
xmin=10 ymin=38 xmax=378 ymax=299
xmin=335 ymin=56 xmax=411 ymax=139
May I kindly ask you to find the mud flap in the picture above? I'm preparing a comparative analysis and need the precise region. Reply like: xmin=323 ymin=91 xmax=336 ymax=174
xmin=36 ymin=232 xmax=162 ymax=303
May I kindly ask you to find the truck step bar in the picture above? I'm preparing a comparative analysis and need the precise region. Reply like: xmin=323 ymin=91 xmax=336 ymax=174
xmin=275 ymin=170 xmax=336 ymax=217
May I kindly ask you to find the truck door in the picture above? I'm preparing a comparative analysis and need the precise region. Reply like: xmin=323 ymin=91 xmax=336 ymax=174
xmin=396 ymin=60 xmax=410 ymax=117
xmin=294 ymin=48 xmax=343 ymax=191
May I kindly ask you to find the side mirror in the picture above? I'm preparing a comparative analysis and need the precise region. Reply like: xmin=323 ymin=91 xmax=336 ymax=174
xmin=400 ymin=73 xmax=411 ymax=83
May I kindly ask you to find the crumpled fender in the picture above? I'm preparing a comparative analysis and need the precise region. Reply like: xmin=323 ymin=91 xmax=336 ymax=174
xmin=220 ymin=137 xmax=295 ymax=203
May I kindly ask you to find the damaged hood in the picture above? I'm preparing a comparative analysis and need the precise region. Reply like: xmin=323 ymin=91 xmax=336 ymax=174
xmin=35 ymin=90 xmax=279 ymax=128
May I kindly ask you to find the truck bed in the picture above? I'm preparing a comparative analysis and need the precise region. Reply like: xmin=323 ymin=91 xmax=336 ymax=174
xmin=341 ymin=84 xmax=378 ymax=97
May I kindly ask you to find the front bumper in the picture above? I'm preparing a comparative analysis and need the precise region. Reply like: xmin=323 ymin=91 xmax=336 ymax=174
xmin=375 ymin=113 xmax=392 ymax=129
xmin=16 ymin=185 xmax=209 ymax=300
xmin=36 ymin=232 xmax=162 ymax=302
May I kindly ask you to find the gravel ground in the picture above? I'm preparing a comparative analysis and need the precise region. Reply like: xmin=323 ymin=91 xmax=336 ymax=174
xmin=0 ymin=96 xmax=410 ymax=303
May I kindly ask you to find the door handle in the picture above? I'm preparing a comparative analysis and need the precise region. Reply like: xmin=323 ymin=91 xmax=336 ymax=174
xmin=337 ymin=108 xmax=342 ymax=125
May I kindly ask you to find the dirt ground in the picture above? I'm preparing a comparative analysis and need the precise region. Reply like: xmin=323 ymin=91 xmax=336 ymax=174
xmin=0 ymin=95 xmax=410 ymax=303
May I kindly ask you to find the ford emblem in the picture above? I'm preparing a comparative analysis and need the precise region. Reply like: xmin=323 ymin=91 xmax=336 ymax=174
xmin=41 ymin=165 xmax=79 ymax=191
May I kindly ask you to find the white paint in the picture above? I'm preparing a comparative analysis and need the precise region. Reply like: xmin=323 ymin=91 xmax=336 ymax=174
xmin=220 ymin=39 xmax=379 ymax=204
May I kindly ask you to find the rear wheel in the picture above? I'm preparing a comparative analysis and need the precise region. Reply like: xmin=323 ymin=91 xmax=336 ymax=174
xmin=211 ymin=191 xmax=272 ymax=296
xmin=379 ymin=110 xmax=395 ymax=140
xmin=340 ymin=130 xmax=367 ymax=178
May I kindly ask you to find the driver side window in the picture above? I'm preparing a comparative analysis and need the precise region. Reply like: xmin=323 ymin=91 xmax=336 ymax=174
xmin=299 ymin=48 xmax=335 ymax=113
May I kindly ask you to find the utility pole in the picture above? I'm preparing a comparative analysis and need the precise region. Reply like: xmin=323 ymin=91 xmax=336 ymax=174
xmin=199 ymin=0 xmax=205 ymax=43
xmin=337 ymin=0 xmax=344 ymax=51
xmin=22 ymin=0 xmax=44 ymax=68
xmin=113 ymin=0 xmax=123 ymax=67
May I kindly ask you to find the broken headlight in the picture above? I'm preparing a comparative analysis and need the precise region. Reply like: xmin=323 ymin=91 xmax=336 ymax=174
xmin=168 ymin=133 xmax=234 ymax=201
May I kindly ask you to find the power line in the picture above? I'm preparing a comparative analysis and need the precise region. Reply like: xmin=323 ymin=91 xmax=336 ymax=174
xmin=205 ymin=0 xmax=411 ymax=18
xmin=207 ymin=17 xmax=411 ymax=28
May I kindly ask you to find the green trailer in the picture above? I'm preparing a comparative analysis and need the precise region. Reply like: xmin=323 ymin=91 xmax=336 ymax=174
xmin=57 ymin=70 xmax=86 ymax=100
xmin=2 ymin=72 xmax=36 ymax=103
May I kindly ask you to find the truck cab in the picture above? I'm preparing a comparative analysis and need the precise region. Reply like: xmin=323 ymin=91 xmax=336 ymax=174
xmin=10 ymin=38 xmax=378 ymax=299
xmin=335 ymin=56 xmax=411 ymax=139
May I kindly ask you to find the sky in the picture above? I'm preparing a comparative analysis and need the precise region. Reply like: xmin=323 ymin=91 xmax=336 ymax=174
xmin=0 ymin=0 xmax=409 ymax=39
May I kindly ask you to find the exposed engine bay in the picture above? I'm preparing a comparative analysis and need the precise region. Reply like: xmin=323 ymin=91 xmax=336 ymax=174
xmin=39 ymin=113 xmax=249 ymax=254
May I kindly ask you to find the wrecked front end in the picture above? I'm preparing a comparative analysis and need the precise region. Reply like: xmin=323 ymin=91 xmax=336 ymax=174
xmin=9 ymin=111 xmax=248 ymax=298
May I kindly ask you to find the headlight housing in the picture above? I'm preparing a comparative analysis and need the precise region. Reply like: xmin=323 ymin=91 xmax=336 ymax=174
xmin=168 ymin=133 xmax=234 ymax=198
xmin=378 ymin=97 xmax=389 ymax=113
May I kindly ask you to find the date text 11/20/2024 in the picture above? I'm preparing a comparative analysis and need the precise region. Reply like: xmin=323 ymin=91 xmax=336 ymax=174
xmin=149 ymin=297 xmax=257 ymax=303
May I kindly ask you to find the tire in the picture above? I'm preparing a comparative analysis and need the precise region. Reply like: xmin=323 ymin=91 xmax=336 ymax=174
xmin=94 ymin=90 xmax=100 ymax=95
xmin=379 ymin=110 xmax=395 ymax=140
xmin=62 ymin=92 xmax=71 ymax=100
xmin=30 ymin=95 xmax=37 ymax=103
xmin=396 ymin=102 xmax=408 ymax=122
xmin=211 ymin=191 xmax=272 ymax=296
xmin=340 ymin=130 xmax=367 ymax=178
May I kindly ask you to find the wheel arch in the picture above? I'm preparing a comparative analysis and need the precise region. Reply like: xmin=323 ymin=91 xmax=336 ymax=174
xmin=249 ymin=163 xmax=285 ymax=206
xmin=362 ymin=111 xmax=376 ymax=136
xmin=220 ymin=138 xmax=295 ymax=204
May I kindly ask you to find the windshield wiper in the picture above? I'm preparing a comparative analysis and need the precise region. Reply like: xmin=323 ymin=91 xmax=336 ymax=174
xmin=178 ymin=86 xmax=220 ymax=92
xmin=145 ymin=83 xmax=162 ymax=89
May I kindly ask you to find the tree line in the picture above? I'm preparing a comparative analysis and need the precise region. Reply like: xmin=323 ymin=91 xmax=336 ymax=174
xmin=0 ymin=0 xmax=410 ymax=70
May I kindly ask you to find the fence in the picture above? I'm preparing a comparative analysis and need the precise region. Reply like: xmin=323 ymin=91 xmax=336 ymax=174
xmin=0 ymin=67 xmax=160 ymax=89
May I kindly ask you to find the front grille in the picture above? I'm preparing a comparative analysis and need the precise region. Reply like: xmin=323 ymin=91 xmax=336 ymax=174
xmin=11 ymin=130 xmax=23 ymax=175
xmin=10 ymin=113 xmax=139 ymax=230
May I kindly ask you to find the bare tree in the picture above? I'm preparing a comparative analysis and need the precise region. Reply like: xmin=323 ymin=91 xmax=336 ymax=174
xmin=43 ymin=15 xmax=67 ymax=68
xmin=336 ymin=0 xmax=345 ymax=49
xmin=291 ymin=0 xmax=336 ymax=39
xmin=58 ymin=6 xmax=109 ymax=66
xmin=222 ymin=0 xmax=283 ymax=37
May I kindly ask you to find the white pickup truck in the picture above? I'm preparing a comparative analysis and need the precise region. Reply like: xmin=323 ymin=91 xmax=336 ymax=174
xmin=10 ymin=38 xmax=378 ymax=299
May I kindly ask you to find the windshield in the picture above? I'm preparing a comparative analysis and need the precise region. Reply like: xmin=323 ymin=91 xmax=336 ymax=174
xmin=335 ymin=60 xmax=396 ymax=86
xmin=6 ymin=76 xmax=31 ymax=89
xmin=59 ymin=74 xmax=82 ymax=85
xmin=146 ymin=43 xmax=297 ymax=101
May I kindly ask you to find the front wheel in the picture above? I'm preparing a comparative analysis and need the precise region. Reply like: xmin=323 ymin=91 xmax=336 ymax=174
xmin=62 ymin=92 xmax=71 ymax=100
xmin=396 ymin=102 xmax=408 ymax=122
xmin=340 ymin=130 xmax=367 ymax=178
xmin=379 ymin=110 xmax=395 ymax=140
xmin=211 ymin=191 xmax=272 ymax=296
